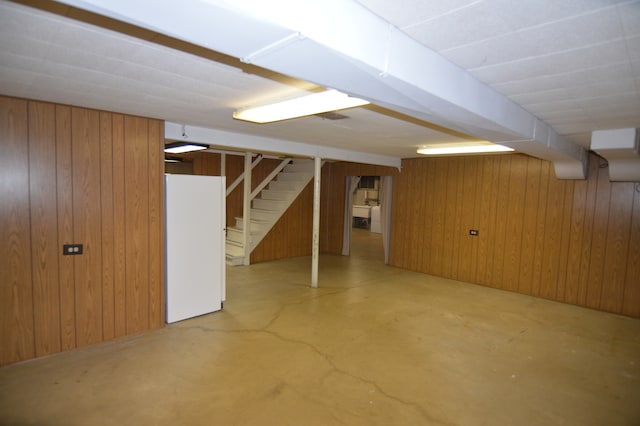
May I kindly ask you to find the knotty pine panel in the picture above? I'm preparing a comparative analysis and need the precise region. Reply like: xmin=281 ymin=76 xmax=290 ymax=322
xmin=28 ymin=101 xmax=62 ymax=357
xmin=389 ymin=153 xmax=640 ymax=318
xmin=0 ymin=96 xmax=35 ymax=365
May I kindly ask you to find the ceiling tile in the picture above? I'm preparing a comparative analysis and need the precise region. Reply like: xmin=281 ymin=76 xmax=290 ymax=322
xmin=618 ymin=1 xmax=640 ymax=37
xmin=510 ymin=88 xmax=570 ymax=105
xmin=490 ymin=0 xmax=628 ymax=30
xmin=402 ymin=2 xmax=512 ymax=51
xmin=470 ymin=40 xmax=630 ymax=84
xmin=565 ymin=78 xmax=637 ymax=100
xmin=442 ymin=6 xmax=624 ymax=69
xmin=356 ymin=0 xmax=480 ymax=30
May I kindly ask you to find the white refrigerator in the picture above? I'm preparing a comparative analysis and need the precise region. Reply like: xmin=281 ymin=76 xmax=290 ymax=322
xmin=165 ymin=174 xmax=226 ymax=323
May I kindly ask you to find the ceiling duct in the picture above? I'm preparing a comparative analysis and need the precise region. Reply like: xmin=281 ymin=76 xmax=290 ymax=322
xmin=591 ymin=128 xmax=640 ymax=182
xmin=54 ymin=0 xmax=588 ymax=178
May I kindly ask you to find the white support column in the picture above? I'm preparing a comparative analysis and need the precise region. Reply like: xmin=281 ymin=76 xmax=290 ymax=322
xmin=311 ymin=156 xmax=321 ymax=288
xmin=221 ymin=153 xmax=226 ymax=177
xmin=242 ymin=152 xmax=252 ymax=266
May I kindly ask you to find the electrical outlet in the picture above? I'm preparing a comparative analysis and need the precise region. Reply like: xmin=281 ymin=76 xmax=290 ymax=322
xmin=63 ymin=244 xmax=84 ymax=255
xmin=469 ymin=229 xmax=479 ymax=236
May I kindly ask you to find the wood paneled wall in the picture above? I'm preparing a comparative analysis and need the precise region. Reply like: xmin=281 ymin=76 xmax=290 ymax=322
xmin=0 ymin=96 xmax=165 ymax=366
xmin=390 ymin=154 xmax=640 ymax=318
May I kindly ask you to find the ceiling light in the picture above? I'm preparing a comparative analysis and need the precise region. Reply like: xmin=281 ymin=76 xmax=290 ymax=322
xmin=233 ymin=89 xmax=369 ymax=124
xmin=164 ymin=142 xmax=209 ymax=154
xmin=164 ymin=156 xmax=183 ymax=163
xmin=416 ymin=143 xmax=514 ymax=155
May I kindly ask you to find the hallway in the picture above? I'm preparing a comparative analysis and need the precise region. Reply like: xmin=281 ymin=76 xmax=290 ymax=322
xmin=1 ymin=244 xmax=639 ymax=425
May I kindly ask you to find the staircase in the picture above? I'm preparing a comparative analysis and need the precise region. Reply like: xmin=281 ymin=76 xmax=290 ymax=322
xmin=225 ymin=159 xmax=315 ymax=265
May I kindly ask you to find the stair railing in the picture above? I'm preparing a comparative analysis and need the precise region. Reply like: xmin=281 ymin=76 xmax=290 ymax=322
xmin=226 ymin=154 xmax=263 ymax=196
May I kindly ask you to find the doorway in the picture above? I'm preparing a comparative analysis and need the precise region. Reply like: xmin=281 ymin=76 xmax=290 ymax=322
xmin=343 ymin=175 xmax=393 ymax=263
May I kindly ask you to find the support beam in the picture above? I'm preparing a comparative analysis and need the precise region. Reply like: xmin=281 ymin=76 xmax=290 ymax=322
xmin=242 ymin=152 xmax=252 ymax=265
xmin=220 ymin=153 xmax=226 ymax=177
xmin=311 ymin=156 xmax=321 ymax=288
xmin=166 ymin=122 xmax=400 ymax=169
xmin=65 ymin=1 xmax=586 ymax=177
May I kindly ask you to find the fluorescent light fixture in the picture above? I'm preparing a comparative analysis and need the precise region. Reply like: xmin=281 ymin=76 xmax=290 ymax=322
xmin=164 ymin=142 xmax=209 ymax=154
xmin=233 ymin=89 xmax=369 ymax=123
xmin=417 ymin=143 xmax=514 ymax=155
xmin=164 ymin=156 xmax=183 ymax=163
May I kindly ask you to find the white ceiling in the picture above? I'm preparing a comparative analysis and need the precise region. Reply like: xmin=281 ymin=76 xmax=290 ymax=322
xmin=1 ymin=0 xmax=639 ymax=162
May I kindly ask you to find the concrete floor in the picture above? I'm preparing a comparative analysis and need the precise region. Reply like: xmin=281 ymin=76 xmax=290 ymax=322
xmin=1 ymin=229 xmax=639 ymax=425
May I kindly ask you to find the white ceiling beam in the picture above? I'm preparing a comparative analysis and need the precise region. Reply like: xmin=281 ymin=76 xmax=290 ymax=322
xmin=55 ymin=0 xmax=587 ymax=178
xmin=165 ymin=122 xmax=402 ymax=169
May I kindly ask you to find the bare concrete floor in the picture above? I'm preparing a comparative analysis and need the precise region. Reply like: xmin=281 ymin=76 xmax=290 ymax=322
xmin=1 ymin=229 xmax=639 ymax=425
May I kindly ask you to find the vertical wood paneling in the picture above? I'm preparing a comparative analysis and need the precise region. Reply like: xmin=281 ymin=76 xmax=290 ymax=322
xmin=555 ymin=181 xmax=575 ymax=300
xmin=450 ymin=159 xmax=465 ymax=280
xmin=1 ymin=96 xmax=165 ymax=366
xmin=99 ymin=112 xmax=115 ymax=341
xmin=55 ymin=105 xmax=76 ymax=351
xmin=623 ymin=186 xmax=640 ymax=317
xmin=600 ymin=182 xmax=634 ymax=313
xmin=124 ymin=116 xmax=150 ymax=334
xmin=477 ymin=156 xmax=499 ymax=286
xmin=502 ymin=156 xmax=527 ymax=292
xmin=585 ymin=160 xmax=612 ymax=309
xmin=429 ymin=159 xmax=447 ymax=277
xmin=111 ymin=114 xmax=127 ymax=338
xmin=490 ymin=156 xmax=511 ymax=289
xmin=419 ymin=160 xmax=437 ymax=272
xmin=28 ymin=101 xmax=62 ymax=357
xmin=148 ymin=119 xmax=164 ymax=327
xmin=530 ymin=160 xmax=550 ymax=297
xmin=577 ymin=159 xmax=600 ymax=305
xmin=0 ymin=97 xmax=35 ymax=365
xmin=564 ymin=165 xmax=589 ymax=305
xmin=518 ymin=158 xmax=541 ymax=295
xmin=441 ymin=159 xmax=459 ymax=277
xmin=539 ymin=170 xmax=566 ymax=300
xmin=409 ymin=160 xmax=425 ymax=271
xmin=467 ymin=157 xmax=482 ymax=283
xmin=388 ymin=153 xmax=640 ymax=318
xmin=72 ymin=107 xmax=103 ymax=347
